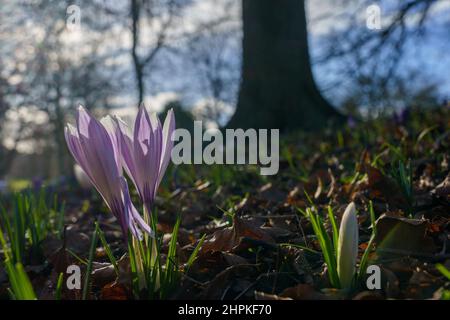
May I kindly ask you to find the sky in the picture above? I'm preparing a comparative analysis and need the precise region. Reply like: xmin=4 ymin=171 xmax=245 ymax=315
xmin=109 ymin=0 xmax=450 ymax=117
xmin=1 ymin=0 xmax=450 ymax=154
xmin=307 ymin=0 xmax=450 ymax=104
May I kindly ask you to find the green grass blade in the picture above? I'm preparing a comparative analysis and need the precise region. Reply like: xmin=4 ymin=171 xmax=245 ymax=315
xmin=95 ymin=222 xmax=118 ymax=274
xmin=15 ymin=263 xmax=37 ymax=300
xmin=66 ymin=248 xmax=88 ymax=265
xmin=369 ymin=200 xmax=377 ymax=234
xmin=55 ymin=272 xmax=64 ymax=300
xmin=127 ymin=234 xmax=140 ymax=298
xmin=186 ymin=234 xmax=205 ymax=272
xmin=436 ymin=264 xmax=450 ymax=280
xmin=0 ymin=223 xmax=12 ymax=261
xmin=358 ymin=201 xmax=377 ymax=280
xmin=82 ymin=227 xmax=98 ymax=300
xmin=4 ymin=261 xmax=37 ymax=300
xmin=0 ymin=204 xmax=13 ymax=247
xmin=327 ymin=206 xmax=339 ymax=256
xmin=307 ymin=208 xmax=340 ymax=288
xmin=163 ymin=215 xmax=181 ymax=294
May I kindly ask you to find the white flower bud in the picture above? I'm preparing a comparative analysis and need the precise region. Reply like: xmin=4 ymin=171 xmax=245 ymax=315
xmin=337 ymin=202 xmax=359 ymax=289
xmin=74 ymin=164 xmax=91 ymax=190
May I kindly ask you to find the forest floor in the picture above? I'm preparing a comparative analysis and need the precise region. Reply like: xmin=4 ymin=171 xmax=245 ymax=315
xmin=1 ymin=106 xmax=449 ymax=300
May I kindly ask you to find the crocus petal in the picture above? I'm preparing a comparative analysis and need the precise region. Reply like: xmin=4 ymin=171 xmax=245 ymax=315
xmin=337 ymin=202 xmax=359 ymax=289
xmin=133 ymin=106 xmax=160 ymax=208
xmin=114 ymin=116 xmax=138 ymax=183
xmin=120 ymin=177 xmax=154 ymax=240
xmin=65 ymin=123 xmax=102 ymax=195
xmin=157 ymin=108 xmax=175 ymax=189
xmin=115 ymin=105 xmax=175 ymax=214
xmin=130 ymin=204 xmax=155 ymax=238
xmin=76 ymin=107 xmax=122 ymax=206
xmin=100 ymin=115 xmax=122 ymax=168
xmin=150 ymin=112 xmax=163 ymax=183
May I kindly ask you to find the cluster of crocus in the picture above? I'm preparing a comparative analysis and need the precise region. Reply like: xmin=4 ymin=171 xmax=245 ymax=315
xmin=65 ymin=105 xmax=175 ymax=242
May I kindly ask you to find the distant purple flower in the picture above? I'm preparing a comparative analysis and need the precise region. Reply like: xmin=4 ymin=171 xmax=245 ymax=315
xmin=444 ymin=99 xmax=450 ymax=109
xmin=65 ymin=106 xmax=152 ymax=240
xmin=347 ymin=116 xmax=357 ymax=129
xmin=394 ymin=107 xmax=410 ymax=125
xmin=32 ymin=177 xmax=44 ymax=191
xmin=115 ymin=105 xmax=175 ymax=214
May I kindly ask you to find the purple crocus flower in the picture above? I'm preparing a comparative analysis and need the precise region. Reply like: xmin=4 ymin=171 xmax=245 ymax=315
xmin=64 ymin=106 xmax=153 ymax=240
xmin=115 ymin=105 xmax=175 ymax=215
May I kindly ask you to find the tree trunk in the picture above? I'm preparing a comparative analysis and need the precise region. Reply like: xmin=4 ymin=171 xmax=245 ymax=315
xmin=228 ymin=0 xmax=343 ymax=131
xmin=131 ymin=0 xmax=144 ymax=105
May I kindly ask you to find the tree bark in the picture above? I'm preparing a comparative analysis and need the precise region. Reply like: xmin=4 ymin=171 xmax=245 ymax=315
xmin=227 ymin=0 xmax=343 ymax=131
xmin=131 ymin=0 xmax=144 ymax=105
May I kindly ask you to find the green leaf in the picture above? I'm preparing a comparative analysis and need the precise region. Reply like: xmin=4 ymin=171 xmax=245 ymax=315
xmin=436 ymin=264 xmax=450 ymax=280
xmin=307 ymin=208 xmax=340 ymax=288
xmin=186 ymin=234 xmax=206 ymax=272
xmin=327 ymin=206 xmax=339 ymax=257
xmin=95 ymin=222 xmax=118 ymax=274
xmin=55 ymin=272 xmax=64 ymax=300
xmin=82 ymin=227 xmax=98 ymax=300
xmin=358 ymin=201 xmax=377 ymax=280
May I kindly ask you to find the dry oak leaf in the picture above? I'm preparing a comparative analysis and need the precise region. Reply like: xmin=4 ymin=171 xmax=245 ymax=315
xmin=374 ymin=214 xmax=437 ymax=257
xmin=100 ymin=282 xmax=130 ymax=300
xmin=200 ymin=264 xmax=256 ymax=299
xmin=201 ymin=215 xmax=274 ymax=254
xmin=431 ymin=173 xmax=450 ymax=205
xmin=280 ymin=284 xmax=329 ymax=300
xmin=365 ymin=165 xmax=409 ymax=209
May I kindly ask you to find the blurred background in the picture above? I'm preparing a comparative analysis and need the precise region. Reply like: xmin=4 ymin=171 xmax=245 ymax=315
xmin=0 ymin=0 xmax=449 ymax=183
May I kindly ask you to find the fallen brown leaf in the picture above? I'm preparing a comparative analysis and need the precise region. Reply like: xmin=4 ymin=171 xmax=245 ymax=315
xmin=100 ymin=282 xmax=130 ymax=300
xmin=201 ymin=215 xmax=274 ymax=254
xmin=375 ymin=214 xmax=437 ymax=257
xmin=366 ymin=166 xmax=409 ymax=209
xmin=280 ymin=284 xmax=329 ymax=300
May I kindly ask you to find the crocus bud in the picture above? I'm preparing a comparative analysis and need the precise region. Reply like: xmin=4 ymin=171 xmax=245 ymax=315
xmin=337 ymin=202 xmax=359 ymax=289
xmin=74 ymin=163 xmax=91 ymax=190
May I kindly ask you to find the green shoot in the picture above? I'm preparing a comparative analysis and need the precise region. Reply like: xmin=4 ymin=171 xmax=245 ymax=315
xmin=327 ymin=206 xmax=339 ymax=256
xmin=436 ymin=264 xmax=450 ymax=300
xmin=186 ymin=234 xmax=206 ymax=273
xmin=436 ymin=264 xmax=450 ymax=280
xmin=126 ymin=211 xmax=194 ymax=300
xmin=95 ymin=222 xmax=118 ymax=275
xmin=390 ymin=160 xmax=414 ymax=215
xmin=0 ymin=228 xmax=37 ymax=300
xmin=55 ymin=272 xmax=64 ymax=300
xmin=82 ymin=227 xmax=98 ymax=300
xmin=5 ymin=262 xmax=37 ymax=300
xmin=0 ymin=190 xmax=65 ymax=264
xmin=160 ymin=215 xmax=181 ymax=299
xmin=358 ymin=201 xmax=377 ymax=280
xmin=307 ymin=207 xmax=340 ymax=288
